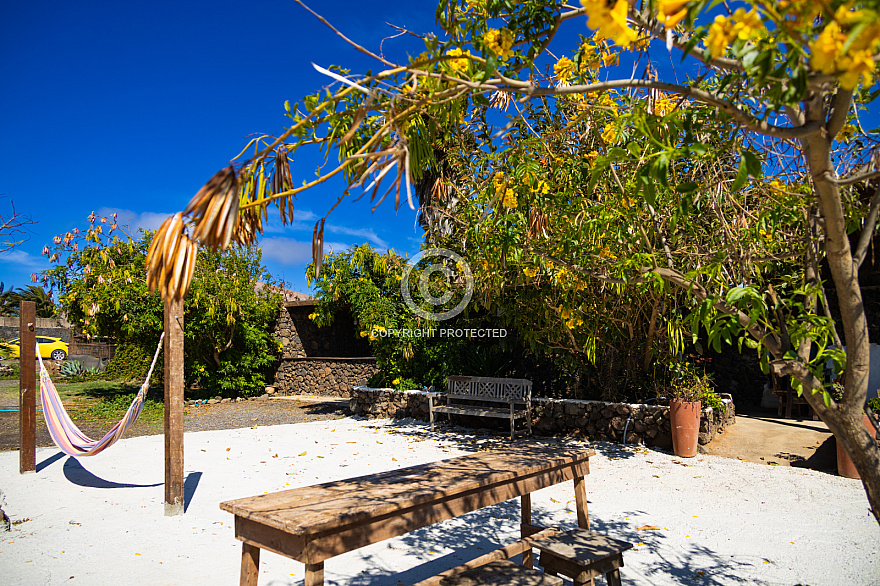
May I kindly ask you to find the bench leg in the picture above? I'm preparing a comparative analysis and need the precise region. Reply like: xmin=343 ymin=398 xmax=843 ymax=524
xmin=240 ymin=543 xmax=260 ymax=586
xmin=521 ymin=493 xmax=533 ymax=568
xmin=574 ymin=475 xmax=589 ymax=530
xmin=305 ymin=562 xmax=324 ymax=586
xmin=606 ymin=569 xmax=623 ymax=586
xmin=429 ymin=396 xmax=434 ymax=432
xmin=510 ymin=404 xmax=515 ymax=440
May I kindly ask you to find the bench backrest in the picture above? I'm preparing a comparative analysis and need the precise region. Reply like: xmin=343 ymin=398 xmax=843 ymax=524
xmin=447 ymin=376 xmax=532 ymax=403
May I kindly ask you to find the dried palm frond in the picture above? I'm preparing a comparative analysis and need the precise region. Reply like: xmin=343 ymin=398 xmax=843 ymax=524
xmin=146 ymin=213 xmax=199 ymax=301
xmin=184 ymin=165 xmax=240 ymax=249
xmin=271 ymin=146 xmax=295 ymax=224
xmin=528 ymin=208 xmax=549 ymax=239
xmin=312 ymin=218 xmax=325 ymax=277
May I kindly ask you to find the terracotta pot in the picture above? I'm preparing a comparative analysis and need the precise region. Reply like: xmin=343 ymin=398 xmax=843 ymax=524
xmin=837 ymin=414 xmax=878 ymax=479
xmin=670 ymin=400 xmax=701 ymax=458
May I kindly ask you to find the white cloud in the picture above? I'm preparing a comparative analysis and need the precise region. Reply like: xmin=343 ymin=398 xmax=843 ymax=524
xmin=96 ymin=207 xmax=173 ymax=234
xmin=260 ymin=237 xmax=352 ymax=266
xmin=326 ymin=225 xmax=388 ymax=250
xmin=0 ymin=249 xmax=50 ymax=271
xmin=96 ymin=207 xmax=389 ymax=252
xmin=263 ymin=209 xmax=388 ymax=249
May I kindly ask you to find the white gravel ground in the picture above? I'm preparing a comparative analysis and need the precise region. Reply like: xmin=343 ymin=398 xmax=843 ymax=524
xmin=1 ymin=417 xmax=878 ymax=585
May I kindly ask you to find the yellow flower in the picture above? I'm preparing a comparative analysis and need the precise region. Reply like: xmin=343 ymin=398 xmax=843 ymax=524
xmin=652 ymin=92 xmax=676 ymax=117
xmin=535 ymin=180 xmax=551 ymax=195
xmin=601 ymin=123 xmax=618 ymax=144
xmin=392 ymin=378 xmax=401 ymax=385
xmin=580 ymin=0 xmax=637 ymax=47
xmin=446 ymin=48 xmax=471 ymax=72
xmin=810 ymin=18 xmax=880 ymax=90
xmin=706 ymin=15 xmax=733 ymax=57
xmin=502 ymin=188 xmax=518 ymax=209
xmin=554 ymin=56 xmax=576 ymax=83
xmin=706 ymin=9 xmax=764 ymax=58
xmin=599 ymin=246 xmax=617 ymax=259
xmin=493 ymin=171 xmax=506 ymax=193
xmin=837 ymin=49 xmax=876 ymax=90
xmin=586 ymin=150 xmax=599 ymax=165
xmin=484 ymin=28 xmax=515 ymax=60
xmin=598 ymin=91 xmax=619 ymax=114
xmin=308 ymin=312 xmax=318 ymax=320
xmin=768 ymin=180 xmax=787 ymax=193
xmin=523 ymin=266 xmax=538 ymax=278
xmin=658 ymin=0 xmax=689 ymax=29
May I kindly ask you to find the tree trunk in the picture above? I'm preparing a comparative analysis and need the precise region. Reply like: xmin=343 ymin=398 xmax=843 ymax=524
xmin=793 ymin=100 xmax=880 ymax=523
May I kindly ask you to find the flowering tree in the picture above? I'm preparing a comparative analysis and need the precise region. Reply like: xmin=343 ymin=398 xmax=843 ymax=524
xmin=146 ymin=0 xmax=880 ymax=519
xmin=40 ymin=215 xmax=283 ymax=396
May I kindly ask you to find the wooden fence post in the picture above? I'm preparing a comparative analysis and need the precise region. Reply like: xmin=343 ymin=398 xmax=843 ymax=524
xmin=164 ymin=297 xmax=184 ymax=515
xmin=19 ymin=301 xmax=36 ymax=474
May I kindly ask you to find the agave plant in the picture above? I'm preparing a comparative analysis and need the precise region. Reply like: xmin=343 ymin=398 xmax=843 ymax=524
xmin=59 ymin=360 xmax=85 ymax=379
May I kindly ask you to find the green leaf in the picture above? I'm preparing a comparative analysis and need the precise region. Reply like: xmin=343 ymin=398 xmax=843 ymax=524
xmin=743 ymin=151 xmax=762 ymax=179
xmin=731 ymin=155 xmax=749 ymax=192
xmin=675 ymin=182 xmax=699 ymax=194
xmin=689 ymin=143 xmax=708 ymax=156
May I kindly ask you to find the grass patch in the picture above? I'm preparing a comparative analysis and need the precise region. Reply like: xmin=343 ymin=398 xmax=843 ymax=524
xmin=72 ymin=394 xmax=165 ymax=423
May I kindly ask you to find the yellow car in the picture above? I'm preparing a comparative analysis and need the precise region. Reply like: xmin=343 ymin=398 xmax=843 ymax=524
xmin=1 ymin=336 xmax=69 ymax=361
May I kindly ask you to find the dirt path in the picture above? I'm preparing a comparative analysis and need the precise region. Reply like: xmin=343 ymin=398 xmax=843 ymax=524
xmin=0 ymin=396 xmax=350 ymax=451
xmin=701 ymin=409 xmax=836 ymax=471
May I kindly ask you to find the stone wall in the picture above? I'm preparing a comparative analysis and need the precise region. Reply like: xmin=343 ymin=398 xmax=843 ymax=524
xmin=271 ymin=302 xmax=378 ymax=396
xmin=275 ymin=303 xmax=371 ymax=359
xmin=0 ymin=317 xmax=72 ymax=343
xmin=275 ymin=358 xmax=379 ymax=397
xmin=349 ymin=387 xmax=736 ymax=448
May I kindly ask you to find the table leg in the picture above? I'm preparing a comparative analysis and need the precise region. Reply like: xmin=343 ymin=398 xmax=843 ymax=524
xmin=240 ymin=543 xmax=260 ymax=586
xmin=521 ymin=493 xmax=533 ymax=568
xmin=574 ymin=475 xmax=589 ymax=530
xmin=305 ymin=562 xmax=325 ymax=586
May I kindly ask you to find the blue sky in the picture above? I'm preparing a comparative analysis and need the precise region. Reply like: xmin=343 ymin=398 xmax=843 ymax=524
xmin=0 ymin=0 xmax=439 ymax=295
xmin=3 ymin=2 xmax=875 ymax=300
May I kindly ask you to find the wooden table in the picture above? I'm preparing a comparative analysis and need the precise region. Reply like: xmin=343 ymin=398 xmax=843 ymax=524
xmin=220 ymin=444 xmax=595 ymax=586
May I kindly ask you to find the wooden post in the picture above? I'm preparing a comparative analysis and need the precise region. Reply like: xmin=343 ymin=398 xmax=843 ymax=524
xmin=521 ymin=493 xmax=533 ymax=568
xmin=164 ymin=297 xmax=184 ymax=515
xmin=19 ymin=301 xmax=36 ymax=474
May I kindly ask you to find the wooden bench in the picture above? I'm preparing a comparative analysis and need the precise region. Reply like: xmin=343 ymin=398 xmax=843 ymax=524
xmin=430 ymin=376 xmax=532 ymax=439
xmin=438 ymin=559 xmax=563 ymax=586
xmin=220 ymin=445 xmax=593 ymax=586
xmin=537 ymin=529 xmax=633 ymax=586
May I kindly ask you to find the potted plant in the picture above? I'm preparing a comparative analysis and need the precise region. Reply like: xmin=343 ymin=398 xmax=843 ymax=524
xmin=665 ymin=362 xmax=713 ymax=458
xmin=836 ymin=397 xmax=880 ymax=479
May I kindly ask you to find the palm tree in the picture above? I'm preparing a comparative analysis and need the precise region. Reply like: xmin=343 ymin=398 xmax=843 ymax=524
xmin=4 ymin=285 xmax=57 ymax=318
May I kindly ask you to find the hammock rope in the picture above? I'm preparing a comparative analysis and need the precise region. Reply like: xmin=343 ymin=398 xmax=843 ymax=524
xmin=37 ymin=333 xmax=165 ymax=457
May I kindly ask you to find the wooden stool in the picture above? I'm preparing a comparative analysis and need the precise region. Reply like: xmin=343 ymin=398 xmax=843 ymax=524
xmin=440 ymin=559 xmax=563 ymax=586
xmin=536 ymin=529 xmax=633 ymax=586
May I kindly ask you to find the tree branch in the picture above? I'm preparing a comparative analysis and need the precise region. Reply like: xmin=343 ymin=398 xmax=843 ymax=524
xmin=521 ymin=80 xmax=822 ymax=139
xmin=826 ymin=88 xmax=854 ymax=140
xmin=826 ymin=169 xmax=880 ymax=186
xmin=628 ymin=11 xmax=745 ymax=73
xmin=853 ymin=184 xmax=880 ymax=269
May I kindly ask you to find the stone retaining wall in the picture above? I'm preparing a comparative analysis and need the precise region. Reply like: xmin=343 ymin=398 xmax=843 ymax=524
xmin=274 ymin=358 xmax=379 ymax=397
xmin=0 ymin=317 xmax=72 ymax=344
xmin=349 ymin=387 xmax=735 ymax=447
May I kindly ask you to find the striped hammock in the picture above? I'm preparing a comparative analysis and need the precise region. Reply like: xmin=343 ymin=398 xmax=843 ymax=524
xmin=37 ymin=333 xmax=164 ymax=457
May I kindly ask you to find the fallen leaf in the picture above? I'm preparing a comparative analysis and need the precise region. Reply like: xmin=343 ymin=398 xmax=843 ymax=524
xmin=226 ymin=448 xmax=231 ymax=452
xmin=299 ymin=451 xmax=307 ymax=456
xmin=637 ymin=525 xmax=661 ymax=531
